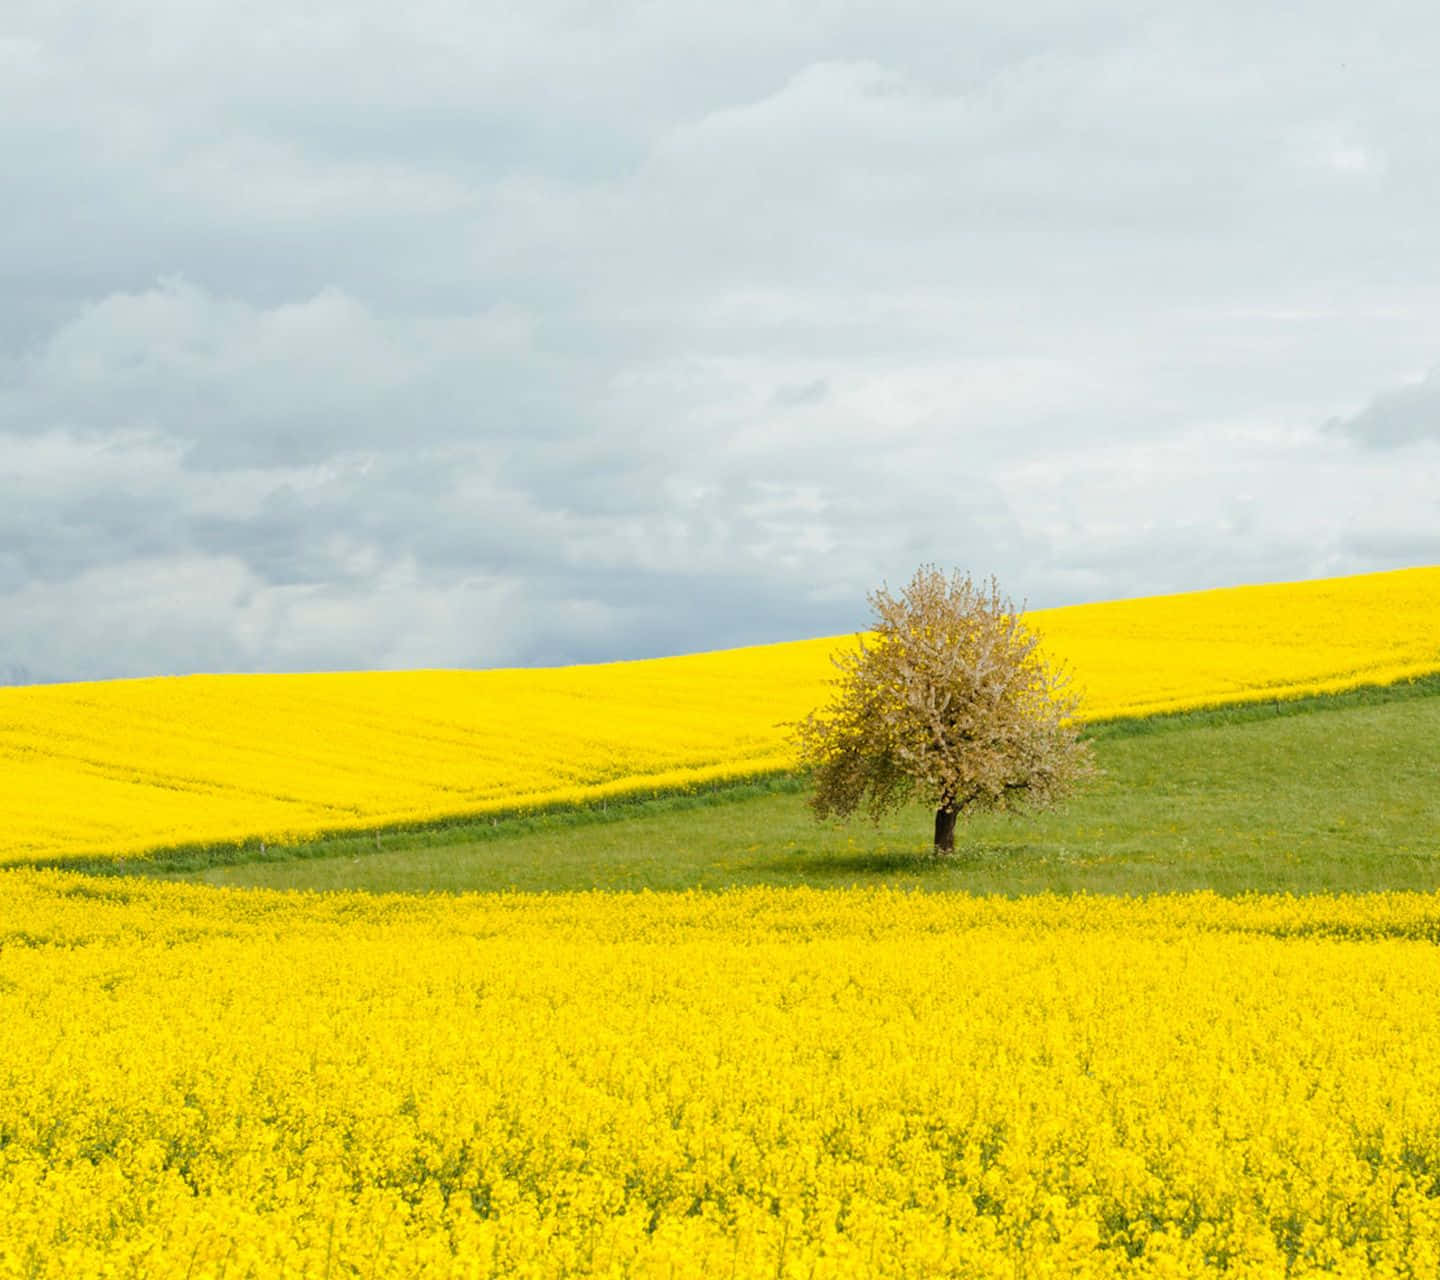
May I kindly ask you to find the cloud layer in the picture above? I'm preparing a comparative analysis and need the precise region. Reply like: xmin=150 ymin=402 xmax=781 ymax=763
xmin=3 ymin=2 xmax=1439 ymax=680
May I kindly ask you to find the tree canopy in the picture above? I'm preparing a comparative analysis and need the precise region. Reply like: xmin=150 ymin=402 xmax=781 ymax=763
xmin=792 ymin=566 xmax=1095 ymax=853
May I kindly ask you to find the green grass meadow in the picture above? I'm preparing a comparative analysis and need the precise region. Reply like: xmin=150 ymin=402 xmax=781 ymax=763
xmin=117 ymin=677 xmax=1440 ymax=896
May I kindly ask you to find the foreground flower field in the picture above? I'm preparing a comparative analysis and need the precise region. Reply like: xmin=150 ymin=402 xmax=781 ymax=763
xmin=2 ymin=567 xmax=1438 ymax=864
xmin=3 ymin=876 xmax=1439 ymax=1278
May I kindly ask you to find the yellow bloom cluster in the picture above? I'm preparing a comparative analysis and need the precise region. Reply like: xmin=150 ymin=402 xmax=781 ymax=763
xmin=3 ymin=876 xmax=1439 ymax=1278
xmin=2 ymin=567 xmax=1437 ymax=863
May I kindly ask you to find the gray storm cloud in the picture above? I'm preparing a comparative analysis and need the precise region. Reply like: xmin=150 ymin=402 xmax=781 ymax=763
xmin=1328 ymin=367 xmax=1440 ymax=449
xmin=2 ymin=1 xmax=1439 ymax=682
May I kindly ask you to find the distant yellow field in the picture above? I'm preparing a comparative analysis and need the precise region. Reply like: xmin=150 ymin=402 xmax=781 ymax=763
xmin=4 ymin=876 xmax=1440 ymax=1277
xmin=1 ymin=567 xmax=1437 ymax=863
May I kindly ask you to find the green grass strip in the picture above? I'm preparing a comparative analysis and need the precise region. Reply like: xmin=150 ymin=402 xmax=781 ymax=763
xmin=19 ymin=669 xmax=1435 ymax=882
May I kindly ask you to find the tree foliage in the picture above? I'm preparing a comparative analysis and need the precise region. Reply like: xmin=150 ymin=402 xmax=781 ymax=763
xmin=792 ymin=566 xmax=1095 ymax=853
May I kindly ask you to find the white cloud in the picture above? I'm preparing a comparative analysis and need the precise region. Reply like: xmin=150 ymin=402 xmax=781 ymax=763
xmin=34 ymin=277 xmax=529 ymax=387
xmin=3 ymin=1 xmax=1440 ymax=680
xmin=162 ymin=135 xmax=482 ymax=221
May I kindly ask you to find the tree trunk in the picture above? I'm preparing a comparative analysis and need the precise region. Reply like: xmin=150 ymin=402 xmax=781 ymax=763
xmin=933 ymin=806 xmax=958 ymax=854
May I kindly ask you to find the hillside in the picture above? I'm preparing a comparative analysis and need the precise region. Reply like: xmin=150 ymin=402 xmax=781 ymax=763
xmin=165 ymin=679 xmax=1440 ymax=895
xmin=2 ymin=566 xmax=1437 ymax=865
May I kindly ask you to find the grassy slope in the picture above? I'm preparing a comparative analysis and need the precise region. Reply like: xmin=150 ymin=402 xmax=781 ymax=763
xmin=5 ymin=567 xmax=1438 ymax=867
xmin=163 ymin=679 xmax=1440 ymax=896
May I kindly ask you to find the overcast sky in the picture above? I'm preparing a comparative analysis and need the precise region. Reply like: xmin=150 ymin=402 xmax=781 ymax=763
xmin=3 ymin=2 xmax=1439 ymax=682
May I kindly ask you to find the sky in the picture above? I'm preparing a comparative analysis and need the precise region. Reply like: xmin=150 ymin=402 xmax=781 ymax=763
xmin=3 ymin=1 xmax=1439 ymax=683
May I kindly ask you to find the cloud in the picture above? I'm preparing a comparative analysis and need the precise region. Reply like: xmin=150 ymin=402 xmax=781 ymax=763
xmin=12 ymin=277 xmax=538 ymax=469
xmin=3 ymin=2 xmax=1440 ymax=681
xmin=1327 ymin=367 xmax=1440 ymax=448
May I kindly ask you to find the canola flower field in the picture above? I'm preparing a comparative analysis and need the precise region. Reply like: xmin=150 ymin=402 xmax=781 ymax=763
xmin=5 ymin=567 xmax=1440 ymax=1278
xmin=4 ymin=876 xmax=1440 ymax=1278
xmin=3 ymin=567 xmax=1439 ymax=865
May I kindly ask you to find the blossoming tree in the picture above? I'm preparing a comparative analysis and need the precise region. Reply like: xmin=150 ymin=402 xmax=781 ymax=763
xmin=793 ymin=566 xmax=1095 ymax=854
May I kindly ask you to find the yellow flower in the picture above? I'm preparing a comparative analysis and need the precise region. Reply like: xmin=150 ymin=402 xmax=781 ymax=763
xmin=2 ymin=566 xmax=1437 ymax=865
xmin=2 ymin=876 xmax=1440 ymax=1276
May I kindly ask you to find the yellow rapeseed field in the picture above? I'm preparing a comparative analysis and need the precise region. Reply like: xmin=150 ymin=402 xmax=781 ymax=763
xmin=3 ymin=875 xmax=1440 ymax=1278
xmin=2 ymin=567 xmax=1437 ymax=863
